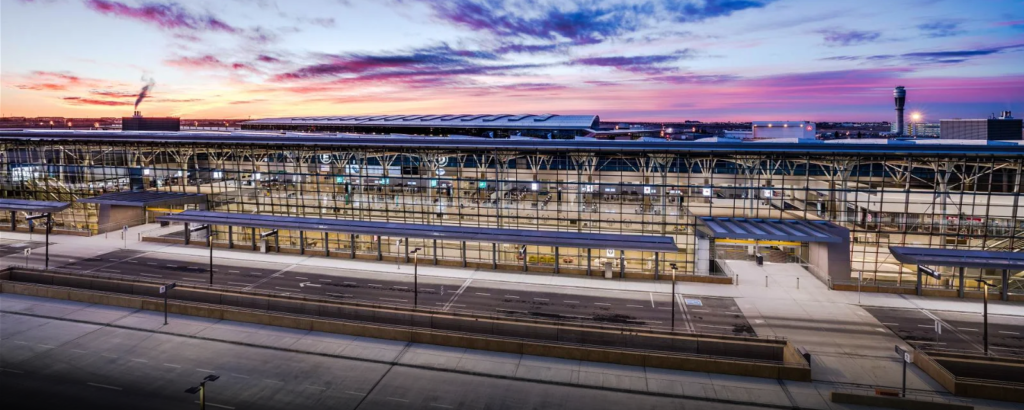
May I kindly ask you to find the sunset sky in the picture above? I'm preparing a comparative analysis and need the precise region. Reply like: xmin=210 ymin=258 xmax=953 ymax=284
xmin=1 ymin=0 xmax=1022 ymax=121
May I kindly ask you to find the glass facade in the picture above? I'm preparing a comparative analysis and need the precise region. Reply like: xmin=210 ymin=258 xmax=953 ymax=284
xmin=2 ymin=134 xmax=1023 ymax=292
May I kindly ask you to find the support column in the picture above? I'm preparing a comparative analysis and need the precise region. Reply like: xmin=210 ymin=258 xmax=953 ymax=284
xmin=184 ymin=223 xmax=190 ymax=245
xmin=251 ymin=228 xmax=256 ymax=251
xmin=523 ymin=247 xmax=528 ymax=272
xmin=433 ymin=239 xmax=438 ymax=265
xmin=274 ymin=233 xmax=279 ymax=253
xmin=554 ymin=247 xmax=560 ymax=274
xmin=351 ymin=235 xmax=356 ymax=259
xmin=10 ymin=211 xmax=15 ymax=231
xmin=587 ymin=249 xmax=592 ymax=276
xmin=958 ymin=266 xmax=965 ymax=298
xmin=916 ymin=267 xmax=923 ymax=296
xmin=405 ymin=238 xmax=409 ymax=263
xmin=299 ymin=231 xmax=305 ymax=255
xmin=1002 ymin=269 xmax=1010 ymax=302
xmin=228 ymin=226 xmax=233 ymax=249
xmin=377 ymin=236 xmax=382 ymax=261
xmin=492 ymin=243 xmax=497 ymax=269
xmin=324 ymin=232 xmax=329 ymax=257
xmin=620 ymin=250 xmax=625 ymax=278
xmin=654 ymin=252 xmax=660 ymax=280
xmin=461 ymin=241 xmax=467 ymax=267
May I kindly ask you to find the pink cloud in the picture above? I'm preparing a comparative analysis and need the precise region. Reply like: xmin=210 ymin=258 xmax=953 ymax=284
xmin=84 ymin=0 xmax=238 ymax=33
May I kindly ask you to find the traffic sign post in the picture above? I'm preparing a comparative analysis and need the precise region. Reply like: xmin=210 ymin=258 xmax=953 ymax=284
xmin=123 ymin=225 xmax=129 ymax=249
xmin=894 ymin=345 xmax=911 ymax=397
xmin=160 ymin=282 xmax=177 ymax=325
xmin=23 ymin=247 xmax=31 ymax=267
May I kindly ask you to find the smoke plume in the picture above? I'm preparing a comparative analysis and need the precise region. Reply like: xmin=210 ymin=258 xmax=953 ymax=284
xmin=134 ymin=78 xmax=155 ymax=110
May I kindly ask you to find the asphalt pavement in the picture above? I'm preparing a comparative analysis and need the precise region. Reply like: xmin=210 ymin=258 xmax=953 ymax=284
xmin=0 ymin=239 xmax=46 ymax=258
xmin=48 ymin=248 xmax=755 ymax=336
xmin=863 ymin=306 xmax=1024 ymax=356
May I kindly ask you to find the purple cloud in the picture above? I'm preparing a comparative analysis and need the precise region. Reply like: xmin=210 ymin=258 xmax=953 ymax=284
xmin=572 ymin=51 xmax=693 ymax=74
xmin=663 ymin=0 xmax=774 ymax=23
xmin=61 ymin=96 xmax=131 ymax=106
xmin=819 ymin=29 xmax=881 ymax=46
xmin=917 ymin=21 xmax=963 ymax=38
xmin=271 ymin=44 xmax=509 ymax=83
xmin=84 ymin=0 xmax=238 ymax=33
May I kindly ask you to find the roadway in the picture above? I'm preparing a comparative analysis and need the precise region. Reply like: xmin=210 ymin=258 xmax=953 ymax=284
xmin=864 ymin=307 xmax=1024 ymax=356
xmin=44 ymin=248 xmax=754 ymax=336
xmin=1 ymin=312 xmax=761 ymax=410
xmin=0 ymin=239 xmax=46 ymax=258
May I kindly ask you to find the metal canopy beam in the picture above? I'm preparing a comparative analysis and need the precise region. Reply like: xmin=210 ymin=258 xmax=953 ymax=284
xmin=889 ymin=246 xmax=1024 ymax=271
xmin=0 ymin=199 xmax=71 ymax=213
xmin=78 ymin=191 xmax=207 ymax=208
xmin=157 ymin=211 xmax=678 ymax=252
xmin=696 ymin=217 xmax=844 ymax=243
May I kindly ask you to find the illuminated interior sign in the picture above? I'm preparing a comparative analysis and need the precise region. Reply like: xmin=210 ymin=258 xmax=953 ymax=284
xmin=702 ymin=187 xmax=712 ymax=197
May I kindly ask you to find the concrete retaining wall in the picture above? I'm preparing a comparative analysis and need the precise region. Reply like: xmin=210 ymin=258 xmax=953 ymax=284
xmin=831 ymin=284 xmax=1024 ymax=301
xmin=1 ymin=272 xmax=809 ymax=381
xmin=830 ymin=392 xmax=973 ymax=410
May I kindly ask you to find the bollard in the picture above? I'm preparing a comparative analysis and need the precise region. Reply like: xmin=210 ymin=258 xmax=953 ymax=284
xmin=736 ymin=274 xmax=739 ymax=286
xmin=797 ymin=277 xmax=800 ymax=289
xmin=765 ymin=275 xmax=768 ymax=287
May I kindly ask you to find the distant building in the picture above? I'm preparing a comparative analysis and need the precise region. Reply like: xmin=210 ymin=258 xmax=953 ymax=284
xmin=722 ymin=129 xmax=753 ymax=139
xmin=751 ymin=121 xmax=815 ymax=139
xmin=122 ymin=111 xmax=180 ymax=132
xmin=940 ymin=112 xmax=1021 ymax=140
xmin=911 ymin=123 xmax=940 ymax=137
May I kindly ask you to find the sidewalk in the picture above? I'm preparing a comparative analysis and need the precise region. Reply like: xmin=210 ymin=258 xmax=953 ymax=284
xmin=5 ymin=292 xmax=1014 ymax=410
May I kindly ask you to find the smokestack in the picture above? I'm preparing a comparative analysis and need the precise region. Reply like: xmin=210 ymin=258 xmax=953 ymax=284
xmin=134 ymin=78 xmax=155 ymax=110
xmin=894 ymin=86 xmax=906 ymax=136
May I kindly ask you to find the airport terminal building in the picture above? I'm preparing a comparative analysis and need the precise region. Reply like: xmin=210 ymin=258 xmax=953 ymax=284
xmin=2 ymin=114 xmax=1023 ymax=296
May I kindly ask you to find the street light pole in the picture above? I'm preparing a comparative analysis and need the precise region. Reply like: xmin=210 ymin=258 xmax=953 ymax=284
xmin=208 ymin=227 xmax=214 ymax=285
xmin=185 ymin=374 xmax=219 ymax=410
xmin=411 ymin=248 xmax=422 ymax=307
xmin=670 ymin=263 xmax=678 ymax=332
xmin=980 ymin=280 xmax=992 ymax=355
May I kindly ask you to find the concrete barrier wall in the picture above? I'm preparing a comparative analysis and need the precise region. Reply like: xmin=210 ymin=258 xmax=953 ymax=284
xmin=913 ymin=352 xmax=957 ymax=394
xmin=832 ymin=284 xmax=1024 ymax=301
xmin=1 ymin=278 xmax=810 ymax=381
xmin=915 ymin=351 xmax=1024 ymax=404
xmin=830 ymin=392 xmax=974 ymax=410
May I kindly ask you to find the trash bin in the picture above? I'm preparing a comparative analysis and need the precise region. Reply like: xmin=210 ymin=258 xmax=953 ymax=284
xmin=160 ymin=221 xmax=169 ymax=227
xmin=755 ymin=253 xmax=764 ymax=266
xmin=604 ymin=261 xmax=613 ymax=279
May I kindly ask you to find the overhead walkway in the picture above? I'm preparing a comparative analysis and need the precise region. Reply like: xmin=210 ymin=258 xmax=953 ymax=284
xmin=695 ymin=217 xmax=850 ymax=284
xmin=890 ymin=246 xmax=1020 ymax=300
xmin=158 ymin=210 xmax=678 ymax=277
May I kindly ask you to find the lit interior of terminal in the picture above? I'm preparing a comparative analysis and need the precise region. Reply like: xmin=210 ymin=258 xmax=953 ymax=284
xmin=2 ymin=122 xmax=1023 ymax=297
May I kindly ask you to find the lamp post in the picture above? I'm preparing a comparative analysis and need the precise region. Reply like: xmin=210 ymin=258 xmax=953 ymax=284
xmin=670 ymin=263 xmax=678 ymax=332
xmin=185 ymin=374 xmax=219 ymax=410
xmin=979 ymin=279 xmax=993 ymax=355
xmin=411 ymin=247 xmax=422 ymax=307
xmin=208 ymin=227 xmax=214 ymax=285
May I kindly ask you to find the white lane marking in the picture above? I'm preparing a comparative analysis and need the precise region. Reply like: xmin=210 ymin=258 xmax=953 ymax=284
xmin=319 ymin=279 xmax=332 ymax=282
xmin=999 ymin=331 xmax=1020 ymax=335
xmin=227 ymin=282 xmax=252 ymax=286
xmin=565 ymin=301 xmax=579 ymax=304
xmin=229 ymin=270 xmax=240 ymax=273
xmin=101 ymin=353 xmax=117 ymax=358
xmin=38 ymin=344 xmax=56 ymax=348
xmin=627 ymin=305 xmax=644 ymax=308
xmin=380 ymin=298 xmax=408 ymax=302
xmin=108 ymin=259 xmax=120 ymax=261
xmin=196 ymin=401 xmax=235 ymax=409
xmin=421 ymin=288 xmax=435 ymax=292
xmin=594 ymin=302 xmax=610 ymax=306
xmin=163 ymin=364 xmax=181 ymax=368
xmin=182 ymin=278 xmax=204 ymax=282
xmin=71 ymin=349 xmax=87 ymax=353
xmin=393 ymin=286 xmax=407 ymax=289
xmin=167 ymin=265 xmax=177 ymax=267
xmin=344 ymin=282 xmax=357 ymax=285
xmin=443 ymin=278 xmax=473 ymax=312
xmin=263 ymin=379 xmax=284 ymax=384
xmin=650 ymin=292 xmax=656 ymax=308
xmin=0 ymin=368 xmax=25 ymax=373
xmin=387 ymin=398 xmax=410 ymax=402
xmin=131 ymin=359 xmax=148 ymax=363
xmin=534 ymin=298 xmax=548 ymax=301
xmin=960 ymin=328 xmax=978 ymax=331
xmin=140 ymin=273 xmax=163 ymax=278
xmin=100 ymin=269 xmax=121 ymax=273
xmin=295 ymin=277 xmax=308 ymax=280
xmin=275 ymin=287 xmax=301 ymax=292
xmin=476 ymin=293 xmax=490 ymax=296
xmin=430 ymin=404 xmax=454 ymax=409
xmin=87 ymin=383 xmax=122 ymax=390
xmin=345 ymin=391 xmax=365 ymax=396
xmin=326 ymin=292 xmax=352 ymax=298
xmin=147 ymin=262 xmax=157 ymax=265
xmin=691 ymin=309 xmax=710 ymax=312
xmin=698 ymin=324 xmax=733 ymax=329
xmin=882 ymin=323 xmax=899 ymax=326
xmin=918 ymin=325 xmax=934 ymax=328
xmin=196 ymin=368 xmax=216 ymax=373
xmin=877 ymin=328 xmax=887 ymax=332
xmin=506 ymin=295 xmax=519 ymax=299
xmin=230 ymin=373 xmax=249 ymax=378
xmin=368 ymin=284 xmax=383 ymax=287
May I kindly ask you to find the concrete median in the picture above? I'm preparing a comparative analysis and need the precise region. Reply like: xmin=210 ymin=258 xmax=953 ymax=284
xmin=0 ymin=267 xmax=811 ymax=381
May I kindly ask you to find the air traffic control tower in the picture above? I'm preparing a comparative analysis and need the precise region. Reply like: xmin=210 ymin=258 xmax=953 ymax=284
xmin=894 ymin=86 xmax=906 ymax=136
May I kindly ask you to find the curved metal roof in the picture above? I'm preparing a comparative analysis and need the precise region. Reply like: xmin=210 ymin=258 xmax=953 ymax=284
xmin=241 ymin=114 xmax=600 ymax=130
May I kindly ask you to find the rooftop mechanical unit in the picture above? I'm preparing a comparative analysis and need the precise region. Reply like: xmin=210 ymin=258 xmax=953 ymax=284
xmin=122 ymin=111 xmax=180 ymax=132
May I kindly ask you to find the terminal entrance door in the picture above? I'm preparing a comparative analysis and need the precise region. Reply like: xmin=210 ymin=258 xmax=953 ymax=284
xmin=712 ymin=239 xmax=807 ymax=265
